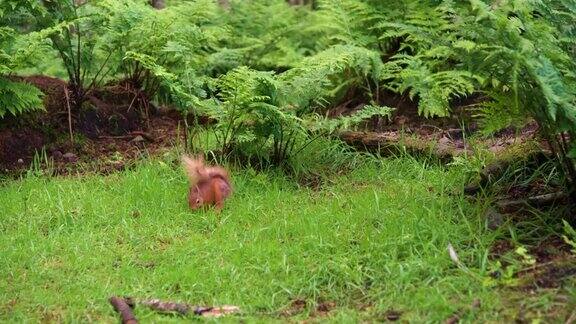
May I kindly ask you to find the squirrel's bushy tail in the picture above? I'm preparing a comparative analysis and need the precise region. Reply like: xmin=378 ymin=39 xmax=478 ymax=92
xmin=181 ymin=155 xmax=205 ymax=187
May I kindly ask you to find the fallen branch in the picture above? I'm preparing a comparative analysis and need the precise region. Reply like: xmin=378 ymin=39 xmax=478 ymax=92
xmin=121 ymin=297 xmax=240 ymax=318
xmin=135 ymin=298 xmax=189 ymax=315
xmin=137 ymin=298 xmax=239 ymax=317
xmin=496 ymin=191 xmax=569 ymax=212
xmin=109 ymin=297 xmax=138 ymax=324
xmin=97 ymin=131 xmax=156 ymax=142
xmin=130 ymin=131 xmax=155 ymax=142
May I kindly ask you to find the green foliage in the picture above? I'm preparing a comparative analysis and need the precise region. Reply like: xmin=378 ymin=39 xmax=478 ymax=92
xmin=0 ymin=24 xmax=47 ymax=118
xmin=2 ymin=0 xmax=575 ymax=187
xmin=193 ymin=64 xmax=391 ymax=165
xmin=0 ymin=77 xmax=43 ymax=118
xmin=312 ymin=0 xmax=379 ymax=48
xmin=281 ymin=44 xmax=384 ymax=112
xmin=224 ymin=0 xmax=312 ymax=70
xmin=458 ymin=0 xmax=576 ymax=188
xmin=308 ymin=104 xmax=393 ymax=134
xmin=99 ymin=0 xmax=224 ymax=94
xmin=562 ymin=219 xmax=576 ymax=253
xmin=204 ymin=67 xmax=287 ymax=156
xmin=310 ymin=0 xmax=576 ymax=189
xmin=38 ymin=1 xmax=109 ymax=86
xmin=383 ymin=55 xmax=478 ymax=117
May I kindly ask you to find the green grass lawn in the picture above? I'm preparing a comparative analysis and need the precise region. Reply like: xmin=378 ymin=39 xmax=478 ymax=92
xmin=0 ymin=154 xmax=571 ymax=322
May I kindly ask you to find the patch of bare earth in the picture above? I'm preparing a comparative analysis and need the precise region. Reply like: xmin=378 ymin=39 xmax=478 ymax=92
xmin=0 ymin=75 xmax=185 ymax=176
xmin=487 ymin=235 xmax=576 ymax=322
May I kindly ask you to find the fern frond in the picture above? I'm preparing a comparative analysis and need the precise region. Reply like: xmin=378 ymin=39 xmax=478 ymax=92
xmin=0 ymin=78 xmax=44 ymax=118
xmin=312 ymin=0 xmax=379 ymax=48
xmin=308 ymin=104 xmax=394 ymax=134
xmin=280 ymin=44 xmax=383 ymax=111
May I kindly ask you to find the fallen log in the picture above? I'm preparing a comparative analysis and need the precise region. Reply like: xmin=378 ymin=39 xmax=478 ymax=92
xmin=338 ymin=131 xmax=465 ymax=163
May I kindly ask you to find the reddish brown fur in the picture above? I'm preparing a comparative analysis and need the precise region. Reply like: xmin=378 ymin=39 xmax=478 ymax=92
xmin=182 ymin=155 xmax=232 ymax=211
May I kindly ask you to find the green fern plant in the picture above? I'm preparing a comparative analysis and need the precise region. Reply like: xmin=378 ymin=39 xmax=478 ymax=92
xmin=307 ymin=104 xmax=393 ymax=134
xmin=99 ymin=0 xmax=224 ymax=102
xmin=454 ymin=0 xmax=576 ymax=196
xmin=383 ymin=54 xmax=478 ymax=117
xmin=4 ymin=0 xmax=114 ymax=115
xmin=224 ymin=0 xmax=312 ymax=71
xmin=312 ymin=0 xmax=380 ymax=48
xmin=0 ymin=26 xmax=45 ymax=119
xmin=331 ymin=0 xmax=576 ymax=194
xmin=201 ymin=67 xmax=286 ymax=157
xmin=474 ymin=91 xmax=528 ymax=136
xmin=0 ymin=77 xmax=43 ymax=118
xmin=193 ymin=65 xmax=392 ymax=164
xmin=280 ymin=44 xmax=384 ymax=113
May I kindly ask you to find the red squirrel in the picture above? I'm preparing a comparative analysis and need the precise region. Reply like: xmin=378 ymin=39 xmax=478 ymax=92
xmin=181 ymin=154 xmax=232 ymax=211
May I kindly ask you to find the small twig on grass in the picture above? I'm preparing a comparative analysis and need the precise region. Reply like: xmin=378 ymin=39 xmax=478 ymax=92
xmin=134 ymin=298 xmax=240 ymax=317
xmin=112 ymin=297 xmax=240 ymax=318
xmin=135 ymin=298 xmax=189 ymax=315
xmin=109 ymin=297 xmax=138 ymax=324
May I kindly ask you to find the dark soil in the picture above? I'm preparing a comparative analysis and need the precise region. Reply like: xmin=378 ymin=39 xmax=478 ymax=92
xmin=530 ymin=236 xmax=574 ymax=264
xmin=279 ymin=299 xmax=307 ymax=317
xmin=531 ymin=265 xmax=576 ymax=289
xmin=0 ymin=75 xmax=184 ymax=175
xmin=489 ymin=236 xmax=576 ymax=292
xmin=0 ymin=110 xmax=182 ymax=175
xmin=311 ymin=301 xmax=336 ymax=317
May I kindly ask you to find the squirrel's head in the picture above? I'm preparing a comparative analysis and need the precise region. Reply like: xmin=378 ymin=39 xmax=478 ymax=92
xmin=188 ymin=186 xmax=205 ymax=209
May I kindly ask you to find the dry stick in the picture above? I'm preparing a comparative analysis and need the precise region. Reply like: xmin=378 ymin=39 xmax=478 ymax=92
xmin=126 ymin=92 xmax=139 ymax=113
xmin=64 ymin=86 xmax=74 ymax=144
xmin=566 ymin=309 xmax=576 ymax=324
xmin=496 ymin=191 xmax=569 ymax=212
xmin=97 ymin=132 xmax=159 ymax=142
xmin=131 ymin=131 xmax=156 ymax=142
xmin=138 ymin=299 xmax=190 ymax=315
xmin=109 ymin=297 xmax=138 ymax=324
xmin=126 ymin=298 xmax=240 ymax=317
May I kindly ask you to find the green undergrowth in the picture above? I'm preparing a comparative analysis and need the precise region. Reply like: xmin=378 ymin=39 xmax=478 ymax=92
xmin=0 ymin=153 xmax=572 ymax=322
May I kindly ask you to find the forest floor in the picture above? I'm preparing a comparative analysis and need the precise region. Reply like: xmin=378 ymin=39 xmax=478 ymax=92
xmin=1 ymin=76 xmax=575 ymax=322
xmin=1 ymin=156 xmax=575 ymax=322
